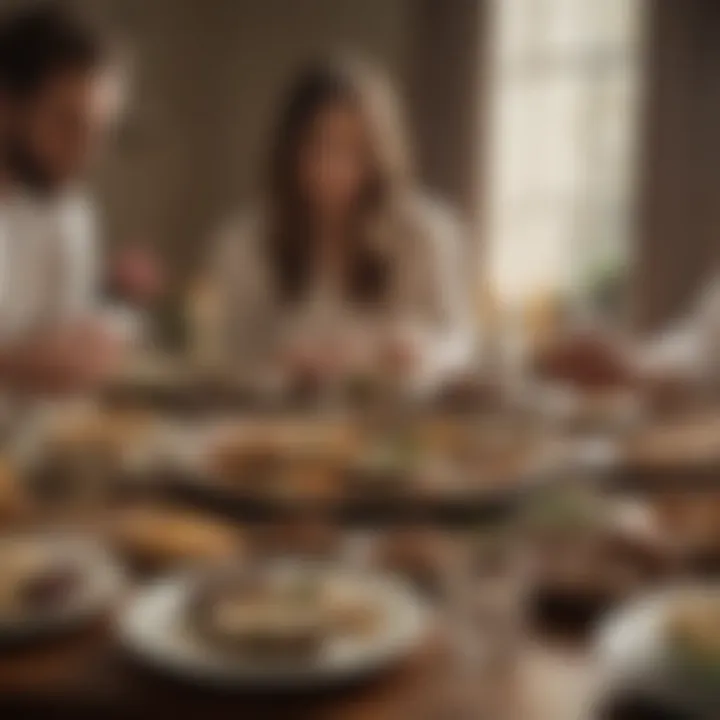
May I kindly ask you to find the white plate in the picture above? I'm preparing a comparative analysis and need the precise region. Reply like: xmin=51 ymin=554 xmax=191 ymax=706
xmin=0 ymin=534 xmax=124 ymax=643
xmin=596 ymin=586 xmax=720 ymax=714
xmin=119 ymin=566 xmax=431 ymax=688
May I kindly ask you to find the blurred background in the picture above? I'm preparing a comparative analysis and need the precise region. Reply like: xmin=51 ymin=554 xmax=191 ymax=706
xmin=7 ymin=0 xmax=712 ymax=330
xmin=0 ymin=0 xmax=714 ymax=336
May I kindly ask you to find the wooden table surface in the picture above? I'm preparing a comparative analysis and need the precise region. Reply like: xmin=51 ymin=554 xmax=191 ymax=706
xmin=6 ymin=387 xmax=716 ymax=718
xmin=0 ymin=610 xmax=602 ymax=720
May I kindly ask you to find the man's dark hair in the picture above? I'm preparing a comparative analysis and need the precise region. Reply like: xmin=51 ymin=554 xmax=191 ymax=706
xmin=0 ymin=3 xmax=103 ymax=99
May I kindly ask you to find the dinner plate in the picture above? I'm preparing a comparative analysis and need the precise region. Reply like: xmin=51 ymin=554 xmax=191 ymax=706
xmin=119 ymin=565 xmax=431 ymax=688
xmin=596 ymin=586 xmax=720 ymax=715
xmin=0 ymin=534 xmax=124 ymax=643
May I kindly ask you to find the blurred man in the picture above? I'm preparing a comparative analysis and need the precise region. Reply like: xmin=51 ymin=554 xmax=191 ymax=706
xmin=0 ymin=3 xmax=125 ymax=394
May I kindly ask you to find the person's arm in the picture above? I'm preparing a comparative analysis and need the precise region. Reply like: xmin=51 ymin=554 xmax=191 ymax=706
xmin=0 ymin=335 xmax=64 ymax=392
xmin=0 ymin=323 xmax=117 ymax=394
xmin=533 ymin=278 xmax=720 ymax=393
xmin=31 ymin=195 xmax=123 ymax=391
xmin=75 ymin=198 xmax=146 ymax=346
xmin=636 ymin=277 xmax=720 ymax=381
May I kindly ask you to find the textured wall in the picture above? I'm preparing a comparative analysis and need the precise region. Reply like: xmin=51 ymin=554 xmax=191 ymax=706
xmin=0 ymin=0 xmax=485 ymax=281
xmin=65 ymin=0 xmax=412 ymax=276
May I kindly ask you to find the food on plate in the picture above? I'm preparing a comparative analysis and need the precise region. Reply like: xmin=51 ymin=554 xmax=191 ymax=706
xmin=38 ymin=408 xmax=155 ymax=474
xmin=653 ymin=492 xmax=720 ymax=554
xmin=192 ymin=571 xmax=327 ymax=661
xmin=112 ymin=507 xmax=242 ymax=569
xmin=536 ymin=384 xmax=643 ymax=434
xmin=250 ymin=520 xmax=340 ymax=559
xmin=208 ymin=431 xmax=282 ymax=486
xmin=210 ymin=422 xmax=356 ymax=468
xmin=464 ymin=424 xmax=537 ymax=481
xmin=571 ymin=389 xmax=642 ymax=432
xmin=30 ymin=409 xmax=156 ymax=503
xmin=667 ymin=593 xmax=720 ymax=685
xmin=343 ymin=433 xmax=460 ymax=498
xmin=344 ymin=435 xmax=420 ymax=495
xmin=523 ymin=487 xmax=610 ymax=536
xmin=433 ymin=373 xmax=504 ymax=414
xmin=630 ymin=420 xmax=720 ymax=558
xmin=668 ymin=594 xmax=720 ymax=658
xmin=0 ymin=457 xmax=30 ymax=523
xmin=0 ymin=539 xmax=82 ymax=619
xmin=47 ymin=409 xmax=154 ymax=457
xmin=189 ymin=567 xmax=382 ymax=663
xmin=626 ymin=416 xmax=720 ymax=469
xmin=533 ymin=330 xmax=635 ymax=390
xmin=416 ymin=419 xmax=474 ymax=455
xmin=193 ymin=415 xmax=534 ymax=503
xmin=206 ymin=421 xmax=357 ymax=495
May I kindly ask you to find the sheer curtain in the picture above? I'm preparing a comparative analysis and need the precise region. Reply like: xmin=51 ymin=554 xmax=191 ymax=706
xmin=485 ymin=0 xmax=645 ymax=318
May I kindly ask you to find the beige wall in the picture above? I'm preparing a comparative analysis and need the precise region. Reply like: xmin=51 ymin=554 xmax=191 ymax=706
xmin=77 ymin=0 xmax=412 ymax=277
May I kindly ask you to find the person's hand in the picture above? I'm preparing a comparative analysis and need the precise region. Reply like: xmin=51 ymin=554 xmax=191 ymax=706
xmin=67 ymin=320 xmax=124 ymax=382
xmin=281 ymin=323 xmax=372 ymax=381
xmin=109 ymin=245 xmax=164 ymax=305
xmin=280 ymin=337 xmax=344 ymax=392
xmin=379 ymin=336 xmax=419 ymax=377
xmin=21 ymin=322 xmax=122 ymax=393
xmin=376 ymin=325 xmax=423 ymax=379
xmin=534 ymin=330 xmax=637 ymax=390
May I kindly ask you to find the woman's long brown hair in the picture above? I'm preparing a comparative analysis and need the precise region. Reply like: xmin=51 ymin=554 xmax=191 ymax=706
xmin=264 ymin=58 xmax=414 ymax=307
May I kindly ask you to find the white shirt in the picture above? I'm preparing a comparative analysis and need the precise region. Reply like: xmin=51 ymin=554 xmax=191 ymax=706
xmin=0 ymin=189 xmax=97 ymax=343
xmin=637 ymin=275 xmax=720 ymax=389
xmin=0 ymin=188 xmax=101 ymax=431
xmin=210 ymin=193 xmax=476 ymax=387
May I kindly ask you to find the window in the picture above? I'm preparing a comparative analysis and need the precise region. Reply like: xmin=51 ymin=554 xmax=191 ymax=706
xmin=485 ymin=0 xmax=645 ymax=316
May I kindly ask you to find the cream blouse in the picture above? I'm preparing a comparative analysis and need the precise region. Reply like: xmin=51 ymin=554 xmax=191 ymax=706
xmin=209 ymin=193 xmax=476 ymax=388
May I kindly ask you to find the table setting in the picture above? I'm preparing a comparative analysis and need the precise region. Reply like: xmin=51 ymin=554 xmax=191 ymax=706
xmin=0 ymin=348 xmax=719 ymax=720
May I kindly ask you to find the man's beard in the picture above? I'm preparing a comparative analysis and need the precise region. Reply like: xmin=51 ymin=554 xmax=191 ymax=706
xmin=3 ymin=138 xmax=57 ymax=196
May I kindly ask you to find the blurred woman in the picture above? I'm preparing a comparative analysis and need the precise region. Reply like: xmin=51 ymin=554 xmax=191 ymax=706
xmin=209 ymin=58 xmax=473 ymax=390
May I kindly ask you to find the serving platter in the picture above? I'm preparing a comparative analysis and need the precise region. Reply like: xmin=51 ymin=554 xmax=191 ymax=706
xmin=153 ymin=415 xmax=560 ymax=526
xmin=119 ymin=565 xmax=430 ymax=689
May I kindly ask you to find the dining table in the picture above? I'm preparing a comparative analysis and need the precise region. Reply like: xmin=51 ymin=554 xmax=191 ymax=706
xmin=4 ymin=356 xmax=720 ymax=719
xmin=0 ymin=609 xmax=603 ymax=720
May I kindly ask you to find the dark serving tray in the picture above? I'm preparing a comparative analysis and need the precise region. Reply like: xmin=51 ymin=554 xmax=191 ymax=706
xmin=155 ymin=463 xmax=550 ymax=529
